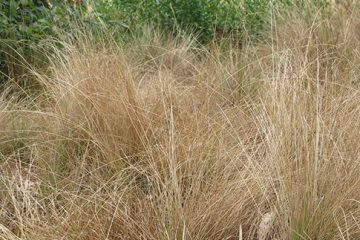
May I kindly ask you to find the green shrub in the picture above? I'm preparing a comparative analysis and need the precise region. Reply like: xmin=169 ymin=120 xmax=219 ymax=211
xmin=112 ymin=0 xmax=236 ymax=42
xmin=110 ymin=0 xmax=334 ymax=43
xmin=111 ymin=0 xmax=292 ymax=43
xmin=0 ymin=0 xmax=84 ymax=86
xmin=0 ymin=0 xmax=334 ymax=86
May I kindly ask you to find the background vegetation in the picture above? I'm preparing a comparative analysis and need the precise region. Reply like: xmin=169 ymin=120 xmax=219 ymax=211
xmin=1 ymin=0 xmax=334 ymax=86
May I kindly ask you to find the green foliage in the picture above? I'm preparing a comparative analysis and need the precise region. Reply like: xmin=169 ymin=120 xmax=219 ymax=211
xmin=110 ymin=0 xmax=294 ymax=42
xmin=112 ymin=0 xmax=239 ymax=42
xmin=108 ymin=0 xmax=334 ymax=43
xmin=0 ymin=0 xmax=84 ymax=85
xmin=0 ymin=0 xmax=334 ymax=86
xmin=0 ymin=0 xmax=84 ymax=44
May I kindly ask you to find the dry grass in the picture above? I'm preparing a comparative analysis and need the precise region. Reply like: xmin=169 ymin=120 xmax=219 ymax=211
xmin=1 ymin=4 xmax=360 ymax=240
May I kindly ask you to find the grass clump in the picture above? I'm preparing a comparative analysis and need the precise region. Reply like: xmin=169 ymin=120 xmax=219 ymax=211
xmin=1 ymin=2 xmax=360 ymax=240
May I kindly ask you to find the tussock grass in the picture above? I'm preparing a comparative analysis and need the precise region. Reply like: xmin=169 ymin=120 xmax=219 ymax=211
xmin=1 ymin=5 xmax=360 ymax=240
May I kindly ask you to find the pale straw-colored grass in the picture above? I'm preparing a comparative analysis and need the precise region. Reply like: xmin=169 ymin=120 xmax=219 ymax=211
xmin=1 ymin=4 xmax=360 ymax=240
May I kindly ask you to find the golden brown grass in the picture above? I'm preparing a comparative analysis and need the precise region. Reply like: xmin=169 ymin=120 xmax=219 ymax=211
xmin=1 ymin=5 xmax=360 ymax=240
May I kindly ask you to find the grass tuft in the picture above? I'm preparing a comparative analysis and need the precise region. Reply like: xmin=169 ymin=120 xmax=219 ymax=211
xmin=1 ymin=4 xmax=360 ymax=239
